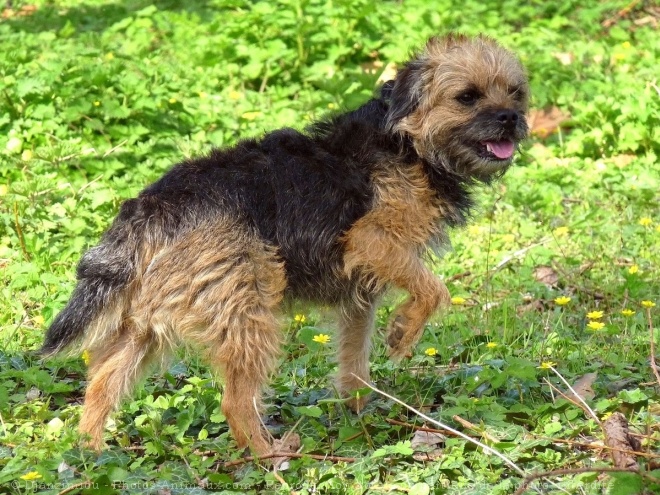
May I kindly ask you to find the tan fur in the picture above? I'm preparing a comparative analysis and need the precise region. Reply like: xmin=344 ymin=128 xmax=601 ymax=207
xmin=342 ymin=163 xmax=451 ymax=363
xmin=74 ymin=34 xmax=528 ymax=456
xmin=80 ymin=220 xmax=286 ymax=454
xmin=395 ymin=35 xmax=529 ymax=177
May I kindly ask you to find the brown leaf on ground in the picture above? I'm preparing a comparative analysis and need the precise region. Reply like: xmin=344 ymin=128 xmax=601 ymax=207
xmin=271 ymin=432 xmax=301 ymax=470
xmin=528 ymin=107 xmax=571 ymax=139
xmin=567 ymin=372 xmax=598 ymax=402
xmin=411 ymin=430 xmax=445 ymax=461
xmin=603 ymin=412 xmax=641 ymax=469
xmin=1 ymin=4 xmax=37 ymax=19
xmin=517 ymin=300 xmax=545 ymax=314
xmin=534 ymin=265 xmax=559 ymax=288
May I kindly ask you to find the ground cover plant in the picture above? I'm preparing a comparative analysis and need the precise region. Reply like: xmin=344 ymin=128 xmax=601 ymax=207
xmin=0 ymin=0 xmax=659 ymax=493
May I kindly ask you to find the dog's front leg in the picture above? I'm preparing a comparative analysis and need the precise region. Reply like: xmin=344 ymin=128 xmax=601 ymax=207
xmin=384 ymin=263 xmax=450 ymax=359
xmin=343 ymin=232 xmax=449 ymax=360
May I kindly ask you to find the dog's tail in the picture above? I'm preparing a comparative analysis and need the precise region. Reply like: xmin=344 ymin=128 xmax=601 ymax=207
xmin=41 ymin=198 xmax=156 ymax=356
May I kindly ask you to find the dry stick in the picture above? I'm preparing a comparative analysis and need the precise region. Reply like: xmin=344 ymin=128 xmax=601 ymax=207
xmin=542 ymin=378 xmax=592 ymax=417
xmin=512 ymin=467 xmax=658 ymax=495
xmin=549 ymin=367 xmax=600 ymax=424
xmin=491 ymin=238 xmax=552 ymax=273
xmin=385 ymin=417 xmax=462 ymax=437
xmin=13 ymin=202 xmax=30 ymax=261
xmin=544 ymin=437 xmax=660 ymax=460
xmin=57 ymin=482 xmax=95 ymax=495
xmin=452 ymin=415 xmax=500 ymax=444
xmin=223 ymin=451 xmax=357 ymax=468
xmin=350 ymin=375 xmax=526 ymax=477
xmin=646 ymin=307 xmax=660 ymax=388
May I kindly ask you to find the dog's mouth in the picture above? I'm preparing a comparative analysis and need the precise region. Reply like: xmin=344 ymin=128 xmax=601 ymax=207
xmin=477 ymin=139 xmax=516 ymax=161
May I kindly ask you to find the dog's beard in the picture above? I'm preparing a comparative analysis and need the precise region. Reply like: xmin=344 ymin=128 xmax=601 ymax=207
xmin=423 ymin=115 xmax=528 ymax=179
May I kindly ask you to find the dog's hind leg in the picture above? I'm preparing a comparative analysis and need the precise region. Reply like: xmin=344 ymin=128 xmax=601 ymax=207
xmin=336 ymin=295 xmax=378 ymax=412
xmin=204 ymin=255 xmax=285 ymax=456
xmin=79 ymin=329 xmax=155 ymax=450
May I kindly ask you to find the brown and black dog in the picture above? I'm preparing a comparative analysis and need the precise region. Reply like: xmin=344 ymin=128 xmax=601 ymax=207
xmin=42 ymin=34 xmax=529 ymax=456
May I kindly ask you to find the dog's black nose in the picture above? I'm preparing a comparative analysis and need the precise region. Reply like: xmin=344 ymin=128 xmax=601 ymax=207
xmin=497 ymin=110 xmax=519 ymax=130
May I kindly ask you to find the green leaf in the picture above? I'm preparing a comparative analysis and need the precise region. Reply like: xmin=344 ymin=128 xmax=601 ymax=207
xmin=295 ymin=405 xmax=323 ymax=418
xmin=409 ymin=483 xmax=431 ymax=495
xmin=608 ymin=472 xmax=643 ymax=495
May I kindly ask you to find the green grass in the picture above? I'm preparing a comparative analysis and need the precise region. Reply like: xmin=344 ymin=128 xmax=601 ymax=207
xmin=1 ymin=0 xmax=659 ymax=494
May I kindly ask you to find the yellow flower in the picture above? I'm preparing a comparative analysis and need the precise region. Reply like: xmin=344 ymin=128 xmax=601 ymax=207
xmin=312 ymin=334 xmax=330 ymax=344
xmin=105 ymin=52 xmax=114 ymax=60
xmin=622 ymin=41 xmax=631 ymax=49
xmin=621 ymin=309 xmax=635 ymax=317
xmin=327 ymin=102 xmax=337 ymax=109
xmin=587 ymin=321 xmax=605 ymax=331
xmin=81 ymin=350 xmax=91 ymax=365
xmin=553 ymin=226 xmax=569 ymax=236
xmin=586 ymin=310 xmax=603 ymax=319
xmin=554 ymin=296 xmax=571 ymax=306
xmin=424 ymin=347 xmax=437 ymax=356
xmin=639 ymin=217 xmax=653 ymax=227
xmin=198 ymin=91 xmax=207 ymax=99
xmin=486 ymin=342 xmax=498 ymax=349
xmin=502 ymin=233 xmax=515 ymax=244
xmin=641 ymin=301 xmax=656 ymax=308
xmin=293 ymin=314 xmax=306 ymax=323
xmin=538 ymin=361 xmax=556 ymax=369
xmin=21 ymin=149 xmax=33 ymax=161
xmin=241 ymin=111 xmax=261 ymax=120
xmin=467 ymin=225 xmax=482 ymax=236
xmin=628 ymin=265 xmax=639 ymax=275
xmin=228 ymin=90 xmax=243 ymax=100
xmin=93 ymin=101 xmax=100 ymax=106
xmin=20 ymin=472 xmax=42 ymax=481
xmin=451 ymin=296 xmax=466 ymax=305
xmin=168 ymin=98 xmax=177 ymax=104
xmin=601 ymin=411 xmax=613 ymax=421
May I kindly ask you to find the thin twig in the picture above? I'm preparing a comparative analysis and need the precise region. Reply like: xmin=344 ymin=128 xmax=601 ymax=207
xmin=542 ymin=436 xmax=660 ymax=459
xmin=491 ymin=237 xmax=551 ymax=273
xmin=542 ymin=378 xmax=593 ymax=417
xmin=351 ymin=375 xmax=526 ymax=476
xmin=512 ymin=466 xmax=658 ymax=495
xmin=385 ymin=418 xmax=461 ymax=437
xmin=57 ymin=481 xmax=95 ymax=495
xmin=549 ymin=367 xmax=600 ymax=424
xmin=222 ymin=451 xmax=357 ymax=468
xmin=13 ymin=202 xmax=30 ymax=261
xmin=646 ymin=307 xmax=660 ymax=388
xmin=452 ymin=415 xmax=500 ymax=443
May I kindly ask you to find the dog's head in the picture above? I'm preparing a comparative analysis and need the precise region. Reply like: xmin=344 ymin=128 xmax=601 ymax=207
xmin=384 ymin=34 xmax=529 ymax=180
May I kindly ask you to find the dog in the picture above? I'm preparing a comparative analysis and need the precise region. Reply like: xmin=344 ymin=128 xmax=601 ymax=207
xmin=42 ymin=34 xmax=529 ymax=456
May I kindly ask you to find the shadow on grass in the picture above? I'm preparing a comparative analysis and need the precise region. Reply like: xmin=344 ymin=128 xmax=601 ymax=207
xmin=4 ymin=0 xmax=222 ymax=35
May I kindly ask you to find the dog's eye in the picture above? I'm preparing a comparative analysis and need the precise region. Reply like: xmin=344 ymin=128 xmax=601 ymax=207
xmin=509 ymin=86 xmax=526 ymax=101
xmin=456 ymin=90 xmax=480 ymax=106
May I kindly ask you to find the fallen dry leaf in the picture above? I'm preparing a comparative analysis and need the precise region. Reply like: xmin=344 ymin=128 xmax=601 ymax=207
xmin=528 ymin=107 xmax=571 ymax=139
xmin=568 ymin=372 xmax=598 ymax=402
xmin=271 ymin=432 xmax=301 ymax=470
xmin=411 ymin=430 xmax=445 ymax=461
xmin=411 ymin=430 xmax=445 ymax=450
xmin=517 ymin=300 xmax=545 ymax=315
xmin=534 ymin=265 xmax=559 ymax=288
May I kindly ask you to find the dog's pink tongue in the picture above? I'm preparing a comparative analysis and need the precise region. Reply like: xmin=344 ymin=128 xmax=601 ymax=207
xmin=485 ymin=140 xmax=515 ymax=159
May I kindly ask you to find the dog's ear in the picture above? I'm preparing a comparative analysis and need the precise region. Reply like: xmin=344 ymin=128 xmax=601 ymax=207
xmin=384 ymin=59 xmax=425 ymax=133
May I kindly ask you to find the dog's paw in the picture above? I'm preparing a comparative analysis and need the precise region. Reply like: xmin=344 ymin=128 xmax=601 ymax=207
xmin=386 ymin=314 xmax=413 ymax=360
xmin=345 ymin=391 xmax=371 ymax=414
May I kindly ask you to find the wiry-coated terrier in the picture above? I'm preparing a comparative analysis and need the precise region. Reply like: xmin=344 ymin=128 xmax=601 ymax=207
xmin=43 ymin=34 xmax=529 ymax=456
